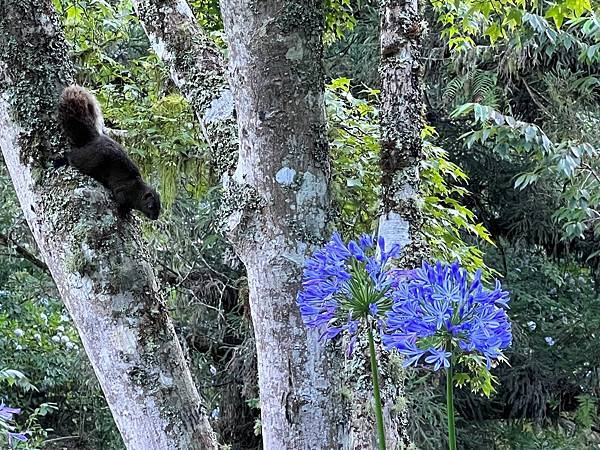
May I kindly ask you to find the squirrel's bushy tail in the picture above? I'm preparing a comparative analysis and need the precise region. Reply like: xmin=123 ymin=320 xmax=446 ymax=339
xmin=58 ymin=85 xmax=104 ymax=147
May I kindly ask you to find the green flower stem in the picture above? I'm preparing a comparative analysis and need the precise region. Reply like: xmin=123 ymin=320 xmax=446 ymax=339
xmin=367 ymin=324 xmax=386 ymax=450
xmin=446 ymin=357 xmax=457 ymax=450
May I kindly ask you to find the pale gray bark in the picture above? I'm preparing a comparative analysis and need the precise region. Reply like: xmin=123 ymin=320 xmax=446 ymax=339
xmin=378 ymin=0 xmax=427 ymax=266
xmin=372 ymin=0 xmax=428 ymax=447
xmin=0 ymin=2 xmax=217 ymax=449
xmin=219 ymin=2 xmax=345 ymax=447
xmin=133 ymin=1 xmax=354 ymax=448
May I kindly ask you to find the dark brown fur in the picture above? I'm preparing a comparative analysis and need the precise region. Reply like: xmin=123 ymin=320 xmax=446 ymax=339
xmin=57 ymin=86 xmax=160 ymax=220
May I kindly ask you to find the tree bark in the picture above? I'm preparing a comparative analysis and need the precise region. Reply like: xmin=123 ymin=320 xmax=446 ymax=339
xmin=372 ymin=0 xmax=428 ymax=447
xmin=133 ymin=1 xmax=355 ymax=448
xmin=219 ymin=1 xmax=346 ymax=447
xmin=378 ymin=0 xmax=426 ymax=266
xmin=0 ymin=2 xmax=217 ymax=449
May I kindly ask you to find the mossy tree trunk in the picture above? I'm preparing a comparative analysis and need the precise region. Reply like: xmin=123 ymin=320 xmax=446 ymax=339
xmin=371 ymin=0 xmax=429 ymax=447
xmin=219 ymin=1 xmax=348 ymax=447
xmin=0 ymin=1 xmax=217 ymax=448
xmin=133 ymin=1 xmax=354 ymax=448
xmin=378 ymin=0 xmax=426 ymax=264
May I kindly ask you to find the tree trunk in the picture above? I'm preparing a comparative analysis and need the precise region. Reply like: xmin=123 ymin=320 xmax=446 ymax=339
xmin=219 ymin=1 xmax=348 ymax=447
xmin=133 ymin=1 xmax=354 ymax=448
xmin=0 ymin=2 xmax=217 ymax=449
xmin=372 ymin=0 xmax=428 ymax=447
xmin=378 ymin=0 xmax=426 ymax=265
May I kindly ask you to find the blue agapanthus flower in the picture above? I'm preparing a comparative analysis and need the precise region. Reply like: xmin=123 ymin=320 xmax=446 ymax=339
xmin=382 ymin=261 xmax=512 ymax=370
xmin=0 ymin=403 xmax=28 ymax=444
xmin=297 ymin=233 xmax=400 ymax=346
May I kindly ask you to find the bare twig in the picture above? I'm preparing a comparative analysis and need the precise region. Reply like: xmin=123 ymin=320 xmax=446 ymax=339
xmin=0 ymin=231 xmax=49 ymax=273
xmin=43 ymin=436 xmax=80 ymax=445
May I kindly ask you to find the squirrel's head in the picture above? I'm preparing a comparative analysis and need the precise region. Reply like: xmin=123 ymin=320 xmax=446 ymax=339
xmin=140 ymin=187 xmax=161 ymax=220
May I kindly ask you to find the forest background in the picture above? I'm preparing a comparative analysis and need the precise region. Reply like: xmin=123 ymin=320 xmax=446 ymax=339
xmin=0 ymin=0 xmax=599 ymax=448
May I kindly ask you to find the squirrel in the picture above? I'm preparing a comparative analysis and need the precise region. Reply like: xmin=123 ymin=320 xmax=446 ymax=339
xmin=56 ymin=85 xmax=161 ymax=220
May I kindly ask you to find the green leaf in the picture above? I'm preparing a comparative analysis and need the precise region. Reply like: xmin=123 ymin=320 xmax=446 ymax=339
xmin=563 ymin=0 xmax=592 ymax=17
xmin=546 ymin=4 xmax=566 ymax=28
xmin=485 ymin=23 xmax=503 ymax=45
xmin=450 ymin=102 xmax=475 ymax=118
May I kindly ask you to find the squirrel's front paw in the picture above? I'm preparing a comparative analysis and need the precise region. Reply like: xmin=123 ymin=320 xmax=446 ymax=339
xmin=116 ymin=205 xmax=132 ymax=220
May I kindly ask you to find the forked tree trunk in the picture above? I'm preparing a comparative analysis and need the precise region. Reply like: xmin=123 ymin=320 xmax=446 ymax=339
xmin=219 ymin=1 xmax=347 ymax=447
xmin=0 ymin=2 xmax=217 ymax=448
xmin=133 ymin=1 xmax=354 ymax=448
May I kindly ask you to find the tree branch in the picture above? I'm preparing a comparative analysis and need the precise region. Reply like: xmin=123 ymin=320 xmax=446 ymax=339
xmin=0 ymin=231 xmax=49 ymax=273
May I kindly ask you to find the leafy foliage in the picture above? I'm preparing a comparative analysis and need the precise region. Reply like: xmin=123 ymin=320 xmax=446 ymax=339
xmin=430 ymin=0 xmax=595 ymax=50
xmin=0 ymin=245 xmax=121 ymax=448
xmin=326 ymin=78 xmax=493 ymax=275
xmin=325 ymin=1 xmax=380 ymax=86
xmin=326 ymin=78 xmax=381 ymax=234
xmin=420 ymin=129 xmax=494 ymax=274
xmin=54 ymin=0 xmax=213 ymax=208
xmin=443 ymin=69 xmax=500 ymax=109
xmin=452 ymin=102 xmax=600 ymax=243
xmin=414 ymin=0 xmax=600 ymax=447
xmin=417 ymin=0 xmax=600 ymax=280
xmin=1 ymin=0 xmax=599 ymax=449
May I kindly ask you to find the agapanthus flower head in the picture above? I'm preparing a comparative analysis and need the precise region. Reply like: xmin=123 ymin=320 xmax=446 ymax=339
xmin=382 ymin=261 xmax=512 ymax=371
xmin=297 ymin=233 xmax=400 ymax=343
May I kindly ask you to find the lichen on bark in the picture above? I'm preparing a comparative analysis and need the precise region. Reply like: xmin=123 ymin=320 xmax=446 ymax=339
xmin=0 ymin=0 xmax=72 ymax=166
xmin=0 ymin=1 xmax=218 ymax=448
xmin=132 ymin=0 xmax=238 ymax=175
xmin=365 ymin=0 xmax=429 ymax=448
xmin=378 ymin=0 xmax=427 ymax=268
xmin=218 ymin=0 xmax=351 ymax=447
